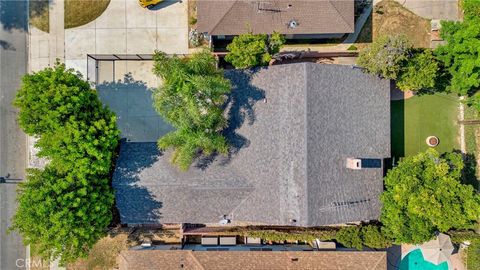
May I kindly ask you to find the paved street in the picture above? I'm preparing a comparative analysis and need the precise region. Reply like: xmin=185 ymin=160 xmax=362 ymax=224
xmin=0 ymin=0 xmax=28 ymax=269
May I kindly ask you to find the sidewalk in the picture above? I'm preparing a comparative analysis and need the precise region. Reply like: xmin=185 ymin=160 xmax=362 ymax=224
xmin=29 ymin=0 xmax=65 ymax=72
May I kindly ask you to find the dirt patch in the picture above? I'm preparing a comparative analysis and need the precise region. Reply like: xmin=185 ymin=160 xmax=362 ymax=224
xmin=67 ymin=233 xmax=129 ymax=270
xmin=356 ymin=0 xmax=431 ymax=49
xmin=66 ymin=227 xmax=182 ymax=270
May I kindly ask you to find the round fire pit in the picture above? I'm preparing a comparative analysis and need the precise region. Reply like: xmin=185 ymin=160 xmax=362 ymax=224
xmin=426 ymin=136 xmax=439 ymax=147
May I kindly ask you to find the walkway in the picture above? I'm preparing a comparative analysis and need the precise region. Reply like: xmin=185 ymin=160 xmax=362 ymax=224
xmin=29 ymin=0 xmax=65 ymax=72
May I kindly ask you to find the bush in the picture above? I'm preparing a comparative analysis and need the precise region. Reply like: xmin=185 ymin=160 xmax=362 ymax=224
xmin=357 ymin=35 xmax=411 ymax=79
xmin=243 ymin=229 xmax=337 ymax=243
xmin=336 ymin=226 xmax=363 ymax=250
xmin=225 ymin=32 xmax=285 ymax=68
xmin=397 ymin=49 xmax=438 ymax=92
xmin=11 ymin=63 xmax=119 ymax=265
xmin=361 ymin=225 xmax=392 ymax=248
xmin=347 ymin=45 xmax=358 ymax=51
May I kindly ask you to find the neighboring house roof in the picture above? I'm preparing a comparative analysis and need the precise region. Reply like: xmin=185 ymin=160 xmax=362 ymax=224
xmin=118 ymin=250 xmax=387 ymax=270
xmin=112 ymin=63 xmax=391 ymax=226
xmin=197 ymin=0 xmax=355 ymax=35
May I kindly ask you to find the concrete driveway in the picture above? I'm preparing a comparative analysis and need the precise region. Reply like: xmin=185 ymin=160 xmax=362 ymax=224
xmin=65 ymin=0 xmax=189 ymax=77
xmin=96 ymin=62 xmax=173 ymax=142
xmin=395 ymin=0 xmax=459 ymax=21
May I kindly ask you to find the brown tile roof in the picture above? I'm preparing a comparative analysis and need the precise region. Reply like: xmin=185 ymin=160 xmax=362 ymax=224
xmin=118 ymin=250 xmax=387 ymax=270
xmin=197 ymin=0 xmax=355 ymax=35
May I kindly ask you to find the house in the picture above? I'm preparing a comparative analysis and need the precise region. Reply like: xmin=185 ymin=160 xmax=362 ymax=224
xmin=112 ymin=63 xmax=391 ymax=227
xmin=118 ymin=249 xmax=387 ymax=270
xmin=197 ymin=0 xmax=354 ymax=44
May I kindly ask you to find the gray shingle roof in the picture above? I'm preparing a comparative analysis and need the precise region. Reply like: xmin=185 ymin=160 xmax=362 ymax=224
xmin=197 ymin=0 xmax=355 ymax=35
xmin=112 ymin=63 xmax=390 ymax=226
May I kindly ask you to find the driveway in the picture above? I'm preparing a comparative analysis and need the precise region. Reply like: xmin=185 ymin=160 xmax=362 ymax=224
xmin=64 ymin=0 xmax=189 ymax=77
xmin=97 ymin=61 xmax=173 ymax=143
xmin=395 ymin=0 xmax=459 ymax=21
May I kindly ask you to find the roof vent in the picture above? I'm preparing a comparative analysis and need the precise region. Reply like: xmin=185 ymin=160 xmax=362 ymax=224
xmin=346 ymin=158 xmax=362 ymax=170
xmin=288 ymin=20 xmax=298 ymax=29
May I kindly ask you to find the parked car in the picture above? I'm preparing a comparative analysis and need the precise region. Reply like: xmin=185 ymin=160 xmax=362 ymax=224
xmin=138 ymin=0 xmax=163 ymax=9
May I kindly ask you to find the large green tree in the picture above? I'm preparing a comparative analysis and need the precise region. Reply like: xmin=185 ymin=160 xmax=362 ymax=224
xmin=357 ymin=35 xmax=411 ymax=79
xmin=152 ymin=51 xmax=231 ymax=170
xmin=11 ymin=63 xmax=119 ymax=264
xmin=435 ymin=18 xmax=480 ymax=96
xmin=225 ymin=32 xmax=285 ymax=69
xmin=13 ymin=64 xmax=104 ymax=135
xmin=381 ymin=149 xmax=480 ymax=244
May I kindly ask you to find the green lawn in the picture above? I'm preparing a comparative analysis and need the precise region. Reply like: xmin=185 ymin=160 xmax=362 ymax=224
xmin=391 ymin=93 xmax=459 ymax=159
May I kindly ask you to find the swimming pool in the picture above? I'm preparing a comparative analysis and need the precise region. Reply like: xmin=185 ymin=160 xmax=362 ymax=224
xmin=400 ymin=249 xmax=449 ymax=270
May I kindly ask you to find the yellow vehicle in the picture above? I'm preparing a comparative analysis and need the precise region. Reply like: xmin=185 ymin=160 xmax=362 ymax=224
xmin=138 ymin=0 xmax=164 ymax=9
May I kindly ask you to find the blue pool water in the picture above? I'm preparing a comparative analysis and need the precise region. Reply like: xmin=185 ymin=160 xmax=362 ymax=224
xmin=400 ymin=249 xmax=449 ymax=270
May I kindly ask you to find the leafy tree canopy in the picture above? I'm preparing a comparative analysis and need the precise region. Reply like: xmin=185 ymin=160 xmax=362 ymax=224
xmin=463 ymin=0 xmax=480 ymax=20
xmin=225 ymin=32 xmax=285 ymax=69
xmin=381 ymin=149 xmax=480 ymax=244
xmin=12 ymin=166 xmax=114 ymax=263
xmin=14 ymin=64 xmax=104 ymax=135
xmin=153 ymin=51 xmax=231 ymax=170
xmin=397 ymin=49 xmax=438 ymax=92
xmin=357 ymin=35 xmax=411 ymax=79
xmin=11 ymin=63 xmax=119 ymax=265
xmin=435 ymin=18 xmax=480 ymax=96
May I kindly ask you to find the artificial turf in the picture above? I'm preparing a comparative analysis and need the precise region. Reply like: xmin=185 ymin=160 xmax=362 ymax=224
xmin=391 ymin=93 xmax=459 ymax=159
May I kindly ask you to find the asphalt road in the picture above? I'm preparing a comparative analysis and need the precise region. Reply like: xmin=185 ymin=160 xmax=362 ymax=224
xmin=0 ymin=0 xmax=28 ymax=269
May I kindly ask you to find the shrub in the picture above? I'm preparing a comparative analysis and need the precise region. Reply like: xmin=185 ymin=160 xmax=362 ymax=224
xmin=357 ymin=35 xmax=411 ymax=79
xmin=347 ymin=45 xmax=358 ymax=51
xmin=243 ymin=229 xmax=337 ymax=243
xmin=336 ymin=226 xmax=363 ymax=250
xmin=225 ymin=32 xmax=285 ymax=68
xmin=397 ymin=49 xmax=438 ymax=92
xmin=361 ymin=225 xmax=392 ymax=248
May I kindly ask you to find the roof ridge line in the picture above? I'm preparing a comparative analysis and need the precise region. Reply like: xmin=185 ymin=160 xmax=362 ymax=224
xmin=371 ymin=252 xmax=387 ymax=269
xmin=187 ymin=250 xmax=206 ymax=270
xmin=328 ymin=0 xmax=355 ymax=32
xmin=209 ymin=0 xmax=239 ymax=34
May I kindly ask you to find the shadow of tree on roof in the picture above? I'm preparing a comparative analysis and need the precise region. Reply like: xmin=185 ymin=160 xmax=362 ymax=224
xmin=113 ymin=141 xmax=163 ymax=224
xmin=194 ymin=68 xmax=265 ymax=169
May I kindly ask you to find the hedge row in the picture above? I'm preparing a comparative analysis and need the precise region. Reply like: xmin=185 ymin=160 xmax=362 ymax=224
xmin=240 ymin=224 xmax=392 ymax=250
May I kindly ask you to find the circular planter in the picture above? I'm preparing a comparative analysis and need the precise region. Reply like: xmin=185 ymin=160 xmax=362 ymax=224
xmin=426 ymin=136 xmax=439 ymax=147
